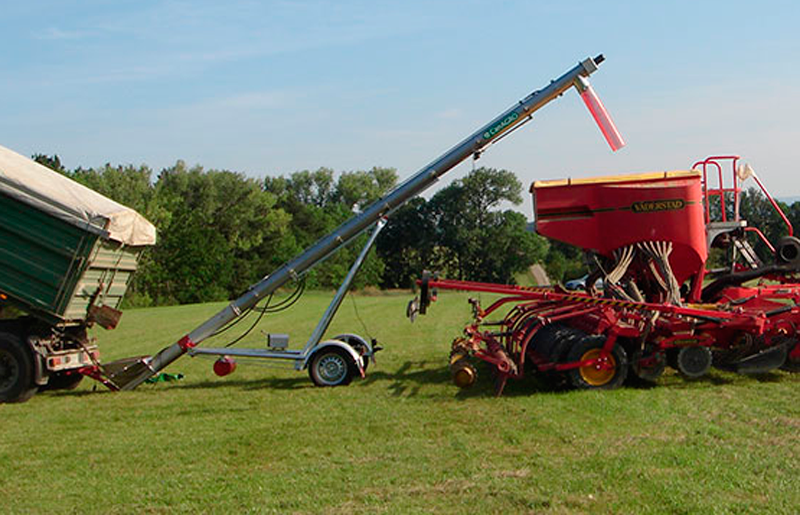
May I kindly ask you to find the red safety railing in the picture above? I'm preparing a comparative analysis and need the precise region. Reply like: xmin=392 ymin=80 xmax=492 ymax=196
xmin=693 ymin=155 xmax=793 ymax=236
xmin=693 ymin=155 xmax=741 ymax=224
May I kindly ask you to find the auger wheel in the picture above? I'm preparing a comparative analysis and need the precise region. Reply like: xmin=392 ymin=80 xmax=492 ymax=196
xmin=308 ymin=347 xmax=356 ymax=387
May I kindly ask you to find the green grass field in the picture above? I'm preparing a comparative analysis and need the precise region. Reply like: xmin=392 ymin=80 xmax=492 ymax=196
xmin=1 ymin=290 xmax=799 ymax=514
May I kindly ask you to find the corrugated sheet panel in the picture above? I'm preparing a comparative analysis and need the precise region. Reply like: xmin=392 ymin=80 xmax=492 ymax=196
xmin=1 ymin=192 xmax=144 ymax=325
xmin=0 ymin=192 xmax=96 ymax=322
xmin=63 ymin=241 xmax=142 ymax=321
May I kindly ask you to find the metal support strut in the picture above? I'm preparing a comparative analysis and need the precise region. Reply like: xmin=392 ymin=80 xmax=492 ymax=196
xmin=187 ymin=218 xmax=387 ymax=365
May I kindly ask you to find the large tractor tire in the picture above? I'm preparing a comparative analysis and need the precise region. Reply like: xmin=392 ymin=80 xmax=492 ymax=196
xmin=0 ymin=332 xmax=37 ymax=403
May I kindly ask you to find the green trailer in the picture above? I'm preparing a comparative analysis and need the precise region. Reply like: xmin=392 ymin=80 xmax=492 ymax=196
xmin=0 ymin=144 xmax=156 ymax=403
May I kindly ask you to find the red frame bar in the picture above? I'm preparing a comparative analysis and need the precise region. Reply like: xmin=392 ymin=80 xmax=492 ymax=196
xmin=427 ymin=278 xmax=749 ymax=322
xmin=751 ymin=174 xmax=793 ymax=237
xmin=744 ymin=227 xmax=776 ymax=254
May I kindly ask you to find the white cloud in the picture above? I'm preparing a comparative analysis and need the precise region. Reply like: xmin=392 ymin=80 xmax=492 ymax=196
xmin=35 ymin=27 xmax=91 ymax=40
xmin=435 ymin=108 xmax=462 ymax=120
xmin=214 ymin=91 xmax=294 ymax=110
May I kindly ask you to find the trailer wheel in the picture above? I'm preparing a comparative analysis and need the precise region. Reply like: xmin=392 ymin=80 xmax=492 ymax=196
xmin=567 ymin=337 xmax=627 ymax=390
xmin=308 ymin=347 xmax=356 ymax=387
xmin=0 ymin=332 xmax=37 ymax=403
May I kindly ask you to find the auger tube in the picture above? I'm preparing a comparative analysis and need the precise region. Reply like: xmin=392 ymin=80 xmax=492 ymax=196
xmin=119 ymin=54 xmax=612 ymax=390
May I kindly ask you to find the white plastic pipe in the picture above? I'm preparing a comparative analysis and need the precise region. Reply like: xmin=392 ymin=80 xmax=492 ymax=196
xmin=576 ymin=76 xmax=625 ymax=152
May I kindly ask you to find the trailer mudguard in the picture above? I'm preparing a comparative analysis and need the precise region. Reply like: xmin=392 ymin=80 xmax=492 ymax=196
xmin=303 ymin=339 xmax=365 ymax=373
xmin=332 ymin=333 xmax=374 ymax=359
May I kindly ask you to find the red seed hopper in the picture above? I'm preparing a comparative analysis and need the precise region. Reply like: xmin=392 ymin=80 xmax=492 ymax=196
xmin=532 ymin=171 xmax=707 ymax=284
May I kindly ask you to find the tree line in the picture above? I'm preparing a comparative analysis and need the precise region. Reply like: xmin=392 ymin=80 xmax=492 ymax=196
xmin=34 ymin=155 xmax=553 ymax=306
xmin=33 ymin=154 xmax=800 ymax=307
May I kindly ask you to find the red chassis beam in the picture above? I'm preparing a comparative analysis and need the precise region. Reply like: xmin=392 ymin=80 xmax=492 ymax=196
xmin=422 ymin=278 xmax=775 ymax=330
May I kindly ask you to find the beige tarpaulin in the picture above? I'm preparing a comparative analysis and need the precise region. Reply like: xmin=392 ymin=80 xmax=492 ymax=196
xmin=0 ymin=144 xmax=156 ymax=246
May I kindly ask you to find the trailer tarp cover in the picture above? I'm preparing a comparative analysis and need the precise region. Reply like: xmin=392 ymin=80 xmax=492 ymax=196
xmin=0 ymin=144 xmax=156 ymax=246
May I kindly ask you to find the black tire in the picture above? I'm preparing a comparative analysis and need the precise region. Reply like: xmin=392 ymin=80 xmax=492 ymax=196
xmin=528 ymin=324 xmax=583 ymax=363
xmin=629 ymin=349 xmax=666 ymax=385
xmin=566 ymin=336 xmax=628 ymax=390
xmin=0 ymin=332 xmax=37 ymax=403
xmin=776 ymin=236 xmax=800 ymax=267
xmin=527 ymin=324 xmax=587 ymax=387
xmin=673 ymin=346 xmax=712 ymax=379
xmin=308 ymin=347 xmax=356 ymax=387
xmin=781 ymin=341 xmax=800 ymax=372
xmin=41 ymin=371 xmax=84 ymax=391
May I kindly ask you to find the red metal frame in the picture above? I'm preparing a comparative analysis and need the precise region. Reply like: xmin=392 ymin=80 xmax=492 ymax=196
xmin=751 ymin=174 xmax=793 ymax=237
xmin=424 ymin=271 xmax=800 ymax=393
xmin=693 ymin=155 xmax=740 ymax=224
xmin=744 ymin=227 xmax=776 ymax=254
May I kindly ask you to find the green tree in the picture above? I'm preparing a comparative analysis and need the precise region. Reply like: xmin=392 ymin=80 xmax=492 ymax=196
xmin=429 ymin=167 xmax=539 ymax=282
xmin=334 ymin=167 xmax=398 ymax=211
xmin=543 ymin=240 xmax=585 ymax=284
xmin=738 ymin=188 xmax=792 ymax=260
xmin=377 ymin=197 xmax=437 ymax=288
xmin=264 ymin=167 xmax=397 ymax=289
xmin=32 ymin=154 xmax=67 ymax=175
xmin=473 ymin=210 xmax=549 ymax=283
xmin=379 ymin=167 xmax=545 ymax=285
xmin=143 ymin=162 xmax=290 ymax=304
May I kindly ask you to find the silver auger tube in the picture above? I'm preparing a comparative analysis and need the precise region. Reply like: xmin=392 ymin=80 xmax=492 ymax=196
xmin=119 ymin=54 xmax=610 ymax=390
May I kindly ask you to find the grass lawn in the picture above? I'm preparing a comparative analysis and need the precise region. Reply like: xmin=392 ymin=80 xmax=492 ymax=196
xmin=1 ymin=290 xmax=798 ymax=514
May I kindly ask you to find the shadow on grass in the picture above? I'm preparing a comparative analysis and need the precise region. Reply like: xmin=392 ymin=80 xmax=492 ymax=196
xmin=42 ymin=374 xmax=314 ymax=401
xmin=47 ymin=359 xmax=791 ymax=402
xmin=361 ymin=360 xmax=452 ymax=397
xmin=45 ymin=387 xmax=114 ymax=399
xmin=749 ymin=372 xmax=785 ymax=383
xmin=363 ymin=360 xmax=580 ymax=399
xmin=172 ymin=375 xmax=312 ymax=392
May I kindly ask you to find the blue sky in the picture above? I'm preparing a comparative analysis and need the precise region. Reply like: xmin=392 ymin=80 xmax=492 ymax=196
xmin=3 ymin=0 xmax=800 ymax=215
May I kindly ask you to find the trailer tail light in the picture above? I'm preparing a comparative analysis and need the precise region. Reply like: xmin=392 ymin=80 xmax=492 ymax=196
xmin=576 ymin=77 xmax=625 ymax=151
